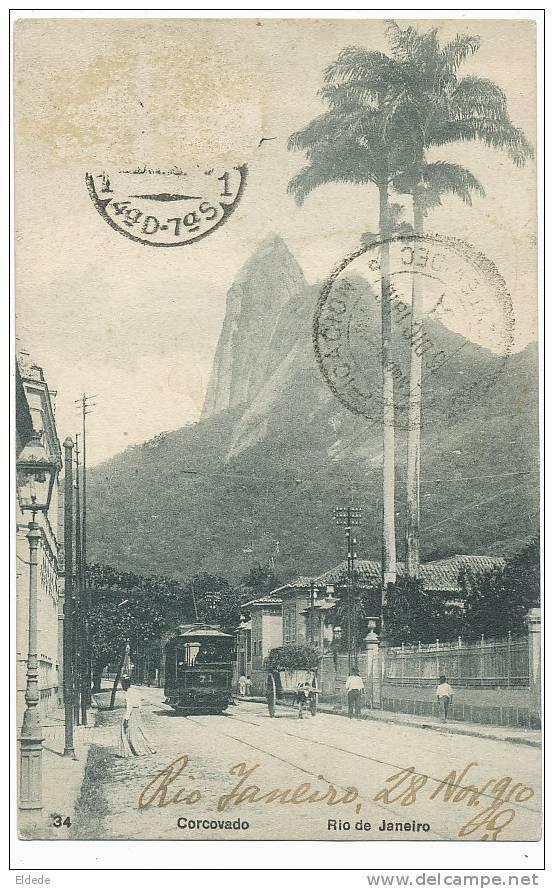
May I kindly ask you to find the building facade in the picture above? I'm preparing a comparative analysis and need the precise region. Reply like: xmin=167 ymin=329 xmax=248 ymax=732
xmin=234 ymin=617 xmax=252 ymax=685
xmin=16 ymin=355 xmax=63 ymax=715
xmin=242 ymin=597 xmax=282 ymax=694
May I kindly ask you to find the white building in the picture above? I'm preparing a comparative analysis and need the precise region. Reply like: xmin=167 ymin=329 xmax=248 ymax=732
xmin=16 ymin=354 xmax=63 ymax=715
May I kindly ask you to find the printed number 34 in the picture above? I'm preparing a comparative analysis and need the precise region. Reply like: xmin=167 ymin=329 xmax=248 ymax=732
xmin=52 ymin=815 xmax=71 ymax=827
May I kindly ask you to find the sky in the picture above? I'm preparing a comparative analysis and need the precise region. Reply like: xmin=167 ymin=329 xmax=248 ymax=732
xmin=14 ymin=17 xmax=537 ymax=465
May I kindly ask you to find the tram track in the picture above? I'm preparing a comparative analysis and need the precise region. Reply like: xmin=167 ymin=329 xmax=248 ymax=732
xmin=217 ymin=708 xmax=541 ymax=817
xmin=183 ymin=713 xmax=451 ymax=840
xmin=181 ymin=709 xmax=539 ymax=839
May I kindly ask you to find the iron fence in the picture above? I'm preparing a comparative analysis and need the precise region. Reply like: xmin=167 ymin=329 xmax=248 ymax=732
xmin=384 ymin=635 xmax=529 ymax=687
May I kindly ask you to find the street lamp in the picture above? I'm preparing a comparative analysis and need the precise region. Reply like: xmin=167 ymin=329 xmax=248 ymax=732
xmin=332 ymin=625 xmax=343 ymax=671
xmin=17 ymin=432 xmax=58 ymax=811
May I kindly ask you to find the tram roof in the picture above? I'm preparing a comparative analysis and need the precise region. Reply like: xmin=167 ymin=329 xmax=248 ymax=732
xmin=171 ymin=623 xmax=233 ymax=639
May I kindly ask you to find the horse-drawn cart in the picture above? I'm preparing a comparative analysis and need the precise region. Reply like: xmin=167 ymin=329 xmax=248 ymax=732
xmin=265 ymin=667 xmax=319 ymax=717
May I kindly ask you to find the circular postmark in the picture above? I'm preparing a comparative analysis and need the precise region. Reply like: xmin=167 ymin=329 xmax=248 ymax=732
xmin=314 ymin=234 xmax=515 ymax=431
xmin=85 ymin=164 xmax=247 ymax=247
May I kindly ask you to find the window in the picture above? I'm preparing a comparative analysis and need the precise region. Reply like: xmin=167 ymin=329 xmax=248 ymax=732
xmin=284 ymin=603 xmax=297 ymax=644
xmin=252 ymin=615 xmax=262 ymax=658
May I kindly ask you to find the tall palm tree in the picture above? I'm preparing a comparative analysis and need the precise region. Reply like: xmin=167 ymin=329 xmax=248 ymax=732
xmin=288 ymin=23 xmax=533 ymax=600
xmin=393 ymin=161 xmax=485 ymax=577
xmin=383 ymin=21 xmax=534 ymax=577
xmin=288 ymin=50 xmax=421 ymax=592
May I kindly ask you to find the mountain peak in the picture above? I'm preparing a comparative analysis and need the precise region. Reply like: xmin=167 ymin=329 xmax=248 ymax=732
xmin=201 ymin=237 xmax=309 ymax=419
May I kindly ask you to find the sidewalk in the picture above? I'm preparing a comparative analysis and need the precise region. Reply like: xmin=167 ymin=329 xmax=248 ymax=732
xmin=239 ymin=695 xmax=541 ymax=747
xmin=19 ymin=703 xmax=112 ymax=840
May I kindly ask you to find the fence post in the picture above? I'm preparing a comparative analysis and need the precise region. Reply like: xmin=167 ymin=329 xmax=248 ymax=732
xmin=480 ymin=634 xmax=485 ymax=685
xmin=527 ymin=608 xmax=541 ymax=727
xmin=364 ymin=619 xmax=380 ymax=708
xmin=401 ymin=642 xmax=404 ymax=685
xmin=507 ymin=631 xmax=512 ymax=686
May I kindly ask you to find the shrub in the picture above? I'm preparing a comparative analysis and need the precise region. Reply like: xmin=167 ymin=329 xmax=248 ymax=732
xmin=264 ymin=644 xmax=320 ymax=671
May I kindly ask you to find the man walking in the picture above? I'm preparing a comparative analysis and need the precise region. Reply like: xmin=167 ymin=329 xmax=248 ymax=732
xmin=345 ymin=668 xmax=364 ymax=719
xmin=436 ymin=674 xmax=453 ymax=722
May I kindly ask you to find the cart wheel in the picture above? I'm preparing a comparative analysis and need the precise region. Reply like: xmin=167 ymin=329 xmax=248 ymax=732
xmin=266 ymin=674 xmax=276 ymax=717
xmin=310 ymin=694 xmax=317 ymax=717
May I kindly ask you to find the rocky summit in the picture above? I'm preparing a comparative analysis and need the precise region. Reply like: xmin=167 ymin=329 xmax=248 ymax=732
xmin=201 ymin=235 xmax=310 ymax=421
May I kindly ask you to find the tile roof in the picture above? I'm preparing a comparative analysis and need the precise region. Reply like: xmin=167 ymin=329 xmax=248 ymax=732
xmin=420 ymin=555 xmax=506 ymax=592
xmin=241 ymin=596 xmax=283 ymax=608
xmin=314 ymin=555 xmax=505 ymax=593
xmin=270 ymin=576 xmax=317 ymax=595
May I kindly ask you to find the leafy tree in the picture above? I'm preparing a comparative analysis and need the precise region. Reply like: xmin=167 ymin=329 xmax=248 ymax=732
xmin=503 ymin=538 xmax=540 ymax=608
xmin=88 ymin=566 xmax=249 ymax=695
xmin=184 ymin=567 xmax=279 ymax=630
xmin=240 ymin=564 xmax=281 ymax=597
xmin=87 ymin=564 xmax=188 ymax=692
xmin=329 ymin=578 xmax=382 ymax=650
xmin=462 ymin=538 xmax=540 ymax=639
xmin=383 ymin=576 xmax=461 ymax=645
xmin=184 ymin=572 xmax=229 ymax=621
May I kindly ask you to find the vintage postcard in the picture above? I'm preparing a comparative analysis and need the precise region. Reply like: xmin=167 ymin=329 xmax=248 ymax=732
xmin=12 ymin=12 xmax=542 ymax=854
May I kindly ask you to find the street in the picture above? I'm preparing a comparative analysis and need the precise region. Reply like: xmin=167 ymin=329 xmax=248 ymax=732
xmin=71 ymin=688 xmax=541 ymax=842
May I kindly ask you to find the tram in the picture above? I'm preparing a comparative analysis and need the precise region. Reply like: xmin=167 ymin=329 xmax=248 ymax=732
xmin=164 ymin=623 xmax=234 ymax=714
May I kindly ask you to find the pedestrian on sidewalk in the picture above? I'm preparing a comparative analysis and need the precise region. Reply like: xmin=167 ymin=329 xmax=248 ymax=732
xmin=436 ymin=675 xmax=453 ymax=722
xmin=345 ymin=668 xmax=364 ymax=719
xmin=239 ymin=674 xmax=247 ymax=696
xmin=245 ymin=675 xmax=252 ymax=696
xmin=117 ymin=679 xmax=157 ymax=758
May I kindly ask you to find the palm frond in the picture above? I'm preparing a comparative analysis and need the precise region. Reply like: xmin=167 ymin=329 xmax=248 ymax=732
xmin=323 ymin=46 xmax=395 ymax=87
xmin=287 ymin=164 xmax=338 ymax=205
xmin=288 ymin=110 xmax=354 ymax=153
xmin=392 ymin=161 xmax=485 ymax=213
xmin=386 ymin=21 xmax=418 ymax=61
xmin=287 ymin=146 xmax=379 ymax=205
xmin=451 ymin=75 xmax=508 ymax=120
xmin=429 ymin=117 xmax=534 ymax=166
xmin=440 ymin=34 xmax=481 ymax=74
xmin=320 ymin=80 xmax=381 ymax=111
xmin=419 ymin=161 xmax=485 ymax=205
xmin=384 ymin=19 xmax=405 ymax=55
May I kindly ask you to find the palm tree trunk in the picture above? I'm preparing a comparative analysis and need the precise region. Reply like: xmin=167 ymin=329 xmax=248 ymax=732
xmin=405 ymin=195 xmax=425 ymax=578
xmin=379 ymin=183 xmax=397 ymax=594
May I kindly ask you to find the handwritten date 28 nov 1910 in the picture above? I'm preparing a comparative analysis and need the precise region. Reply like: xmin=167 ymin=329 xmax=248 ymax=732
xmin=137 ymin=754 xmax=535 ymax=841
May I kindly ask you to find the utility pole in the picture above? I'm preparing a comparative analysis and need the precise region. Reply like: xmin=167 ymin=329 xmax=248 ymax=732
xmin=62 ymin=438 xmax=75 ymax=757
xmin=75 ymin=394 xmax=96 ymax=713
xmin=74 ymin=435 xmax=82 ymax=726
xmin=309 ymin=580 xmax=315 ymax=646
xmin=334 ymin=505 xmax=362 ymax=671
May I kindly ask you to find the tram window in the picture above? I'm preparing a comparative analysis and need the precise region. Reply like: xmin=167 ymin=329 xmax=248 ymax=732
xmin=175 ymin=640 xmax=231 ymax=673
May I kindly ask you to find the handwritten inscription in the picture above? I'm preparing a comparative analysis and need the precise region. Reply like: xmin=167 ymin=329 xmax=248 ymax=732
xmin=137 ymin=755 xmax=535 ymax=840
xmin=217 ymin=762 xmax=359 ymax=811
xmin=374 ymin=762 xmax=535 ymax=841
xmin=138 ymin=755 xmax=360 ymax=814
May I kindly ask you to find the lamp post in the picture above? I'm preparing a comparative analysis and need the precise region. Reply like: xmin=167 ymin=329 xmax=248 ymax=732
xmin=62 ymin=437 xmax=75 ymax=758
xmin=16 ymin=432 xmax=58 ymax=810
xmin=334 ymin=505 xmax=362 ymax=671
xmin=332 ymin=625 xmax=343 ymax=671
